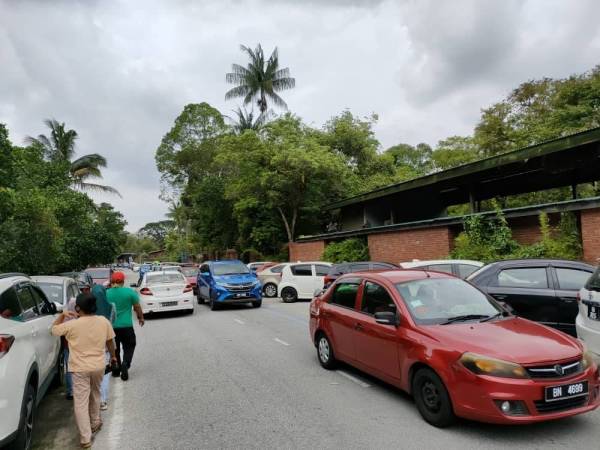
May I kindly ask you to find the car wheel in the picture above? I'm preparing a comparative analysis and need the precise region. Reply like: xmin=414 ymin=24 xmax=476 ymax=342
xmin=412 ymin=368 xmax=455 ymax=428
xmin=316 ymin=333 xmax=337 ymax=369
xmin=263 ymin=283 xmax=277 ymax=298
xmin=197 ymin=293 xmax=205 ymax=305
xmin=252 ymin=300 xmax=262 ymax=308
xmin=281 ymin=287 xmax=297 ymax=303
xmin=8 ymin=383 xmax=36 ymax=450
xmin=51 ymin=349 xmax=65 ymax=388
xmin=209 ymin=297 xmax=219 ymax=311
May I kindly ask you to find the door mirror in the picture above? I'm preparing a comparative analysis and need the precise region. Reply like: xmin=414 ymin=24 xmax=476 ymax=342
xmin=54 ymin=302 xmax=64 ymax=313
xmin=374 ymin=311 xmax=399 ymax=326
xmin=313 ymin=288 xmax=324 ymax=298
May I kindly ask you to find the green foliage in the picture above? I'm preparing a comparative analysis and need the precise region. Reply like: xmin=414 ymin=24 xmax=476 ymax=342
xmin=512 ymin=213 xmax=582 ymax=260
xmin=138 ymin=220 xmax=175 ymax=246
xmin=322 ymin=238 xmax=369 ymax=263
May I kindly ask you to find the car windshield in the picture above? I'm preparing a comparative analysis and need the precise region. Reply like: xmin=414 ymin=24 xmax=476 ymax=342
xmin=395 ymin=278 xmax=501 ymax=325
xmin=147 ymin=273 xmax=185 ymax=284
xmin=213 ymin=262 xmax=250 ymax=276
xmin=181 ymin=267 xmax=198 ymax=277
xmin=86 ymin=268 xmax=110 ymax=279
xmin=36 ymin=283 xmax=64 ymax=303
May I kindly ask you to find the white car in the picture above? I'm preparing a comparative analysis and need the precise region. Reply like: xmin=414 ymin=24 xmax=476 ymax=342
xmin=136 ymin=271 xmax=194 ymax=315
xmin=278 ymin=262 xmax=332 ymax=303
xmin=31 ymin=275 xmax=80 ymax=309
xmin=399 ymin=259 xmax=484 ymax=278
xmin=577 ymin=267 xmax=600 ymax=358
xmin=257 ymin=263 xmax=289 ymax=298
xmin=0 ymin=274 xmax=63 ymax=450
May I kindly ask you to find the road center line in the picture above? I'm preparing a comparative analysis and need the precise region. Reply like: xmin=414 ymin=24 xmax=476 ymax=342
xmin=338 ymin=370 xmax=370 ymax=388
xmin=233 ymin=318 xmax=245 ymax=324
xmin=274 ymin=337 xmax=290 ymax=346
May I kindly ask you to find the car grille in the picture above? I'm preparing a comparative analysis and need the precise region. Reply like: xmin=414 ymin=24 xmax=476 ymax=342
xmin=534 ymin=396 xmax=588 ymax=414
xmin=525 ymin=360 xmax=582 ymax=379
xmin=223 ymin=282 xmax=255 ymax=292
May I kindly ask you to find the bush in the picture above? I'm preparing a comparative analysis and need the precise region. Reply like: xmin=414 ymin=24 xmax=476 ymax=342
xmin=322 ymin=238 xmax=369 ymax=263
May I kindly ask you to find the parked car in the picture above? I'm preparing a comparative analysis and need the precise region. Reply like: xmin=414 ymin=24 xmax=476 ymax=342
xmin=57 ymin=271 xmax=94 ymax=293
xmin=468 ymin=259 xmax=595 ymax=336
xmin=257 ymin=263 xmax=288 ymax=298
xmin=399 ymin=259 xmax=484 ymax=278
xmin=247 ymin=261 xmax=272 ymax=274
xmin=197 ymin=260 xmax=262 ymax=310
xmin=135 ymin=271 xmax=194 ymax=315
xmin=84 ymin=267 xmax=113 ymax=287
xmin=324 ymin=261 xmax=398 ymax=288
xmin=160 ymin=265 xmax=182 ymax=273
xmin=577 ymin=266 xmax=600 ymax=358
xmin=278 ymin=262 xmax=332 ymax=303
xmin=310 ymin=269 xmax=599 ymax=427
xmin=180 ymin=266 xmax=199 ymax=295
xmin=31 ymin=276 xmax=80 ymax=309
xmin=0 ymin=273 xmax=63 ymax=449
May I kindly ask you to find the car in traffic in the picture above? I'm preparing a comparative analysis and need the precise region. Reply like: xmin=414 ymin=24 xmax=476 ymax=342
xmin=257 ymin=263 xmax=288 ymax=298
xmin=577 ymin=266 xmax=600 ymax=358
xmin=399 ymin=259 xmax=484 ymax=278
xmin=197 ymin=260 xmax=262 ymax=310
xmin=309 ymin=269 xmax=600 ymax=427
xmin=0 ymin=273 xmax=63 ymax=449
xmin=180 ymin=265 xmax=199 ymax=295
xmin=56 ymin=271 xmax=94 ymax=293
xmin=135 ymin=271 xmax=195 ymax=315
xmin=84 ymin=267 xmax=113 ymax=287
xmin=31 ymin=276 xmax=80 ymax=309
xmin=278 ymin=262 xmax=332 ymax=303
xmin=468 ymin=259 xmax=595 ymax=336
xmin=323 ymin=261 xmax=398 ymax=288
xmin=247 ymin=261 xmax=272 ymax=274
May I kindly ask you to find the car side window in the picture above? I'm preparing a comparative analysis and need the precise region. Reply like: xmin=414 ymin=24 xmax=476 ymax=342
xmin=30 ymin=287 xmax=53 ymax=315
xmin=496 ymin=268 xmax=548 ymax=289
xmin=0 ymin=287 xmax=23 ymax=320
xmin=270 ymin=265 xmax=285 ymax=274
xmin=427 ymin=264 xmax=453 ymax=274
xmin=17 ymin=286 xmax=39 ymax=321
xmin=68 ymin=284 xmax=79 ymax=302
xmin=330 ymin=282 xmax=359 ymax=309
xmin=555 ymin=268 xmax=592 ymax=291
xmin=291 ymin=264 xmax=312 ymax=276
xmin=361 ymin=281 xmax=396 ymax=315
xmin=200 ymin=264 xmax=210 ymax=274
xmin=315 ymin=265 xmax=330 ymax=276
xmin=457 ymin=264 xmax=479 ymax=278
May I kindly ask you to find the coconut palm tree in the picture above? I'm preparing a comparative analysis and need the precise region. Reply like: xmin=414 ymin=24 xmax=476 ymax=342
xmin=26 ymin=119 xmax=120 ymax=196
xmin=226 ymin=106 xmax=273 ymax=134
xmin=225 ymin=44 xmax=295 ymax=113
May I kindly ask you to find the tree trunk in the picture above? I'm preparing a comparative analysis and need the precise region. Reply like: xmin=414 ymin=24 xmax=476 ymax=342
xmin=277 ymin=207 xmax=293 ymax=242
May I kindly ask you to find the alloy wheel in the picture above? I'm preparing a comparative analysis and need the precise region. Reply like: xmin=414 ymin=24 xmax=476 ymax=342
xmin=25 ymin=392 xmax=34 ymax=449
xmin=264 ymin=284 xmax=277 ymax=297
xmin=318 ymin=337 xmax=330 ymax=363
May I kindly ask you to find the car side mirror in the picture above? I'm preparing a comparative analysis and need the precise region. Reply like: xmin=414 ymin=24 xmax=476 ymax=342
xmin=374 ymin=311 xmax=399 ymax=326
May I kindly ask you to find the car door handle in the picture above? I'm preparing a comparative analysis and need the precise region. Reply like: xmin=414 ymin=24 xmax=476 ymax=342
xmin=354 ymin=323 xmax=364 ymax=331
xmin=559 ymin=297 xmax=576 ymax=304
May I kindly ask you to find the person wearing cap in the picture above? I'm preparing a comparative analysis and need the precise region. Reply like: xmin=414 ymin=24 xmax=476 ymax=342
xmin=106 ymin=271 xmax=144 ymax=381
xmin=51 ymin=293 xmax=117 ymax=448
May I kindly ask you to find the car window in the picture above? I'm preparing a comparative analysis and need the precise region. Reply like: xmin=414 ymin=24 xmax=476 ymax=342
xmin=315 ymin=265 xmax=330 ymax=276
xmin=147 ymin=273 xmax=186 ymax=284
xmin=0 ymin=287 xmax=23 ymax=320
xmin=372 ymin=263 xmax=394 ymax=270
xmin=361 ymin=282 xmax=396 ymax=315
xmin=270 ymin=265 xmax=285 ymax=274
xmin=30 ymin=287 xmax=53 ymax=315
xmin=68 ymin=284 xmax=79 ymax=300
xmin=555 ymin=268 xmax=592 ymax=291
xmin=330 ymin=282 xmax=359 ymax=309
xmin=496 ymin=268 xmax=548 ymax=289
xmin=291 ymin=264 xmax=312 ymax=276
xmin=86 ymin=268 xmax=110 ymax=279
xmin=427 ymin=264 xmax=453 ymax=274
xmin=17 ymin=286 xmax=39 ymax=321
xmin=586 ymin=267 xmax=600 ymax=292
xmin=350 ymin=263 xmax=370 ymax=272
xmin=36 ymin=282 xmax=64 ymax=304
xmin=212 ymin=262 xmax=249 ymax=276
xmin=457 ymin=264 xmax=479 ymax=278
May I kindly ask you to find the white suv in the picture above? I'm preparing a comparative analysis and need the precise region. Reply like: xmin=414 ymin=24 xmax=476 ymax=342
xmin=278 ymin=262 xmax=332 ymax=303
xmin=577 ymin=267 xmax=600 ymax=358
xmin=0 ymin=274 xmax=63 ymax=450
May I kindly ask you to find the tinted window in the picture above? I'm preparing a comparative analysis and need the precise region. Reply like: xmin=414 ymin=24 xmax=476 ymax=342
xmin=497 ymin=268 xmax=548 ymax=289
xmin=361 ymin=282 xmax=396 ymax=315
xmin=200 ymin=264 xmax=210 ymax=273
xmin=17 ymin=286 xmax=39 ymax=320
xmin=586 ymin=267 xmax=600 ymax=292
xmin=457 ymin=264 xmax=479 ymax=278
xmin=291 ymin=265 xmax=312 ymax=276
xmin=270 ymin=265 xmax=285 ymax=274
xmin=427 ymin=264 xmax=453 ymax=274
xmin=350 ymin=263 xmax=370 ymax=272
xmin=0 ymin=287 xmax=23 ymax=320
xmin=556 ymin=268 xmax=591 ymax=291
xmin=330 ymin=282 xmax=359 ymax=308
xmin=315 ymin=265 xmax=330 ymax=276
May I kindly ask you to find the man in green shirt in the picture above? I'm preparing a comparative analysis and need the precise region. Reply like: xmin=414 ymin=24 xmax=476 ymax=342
xmin=106 ymin=272 xmax=144 ymax=381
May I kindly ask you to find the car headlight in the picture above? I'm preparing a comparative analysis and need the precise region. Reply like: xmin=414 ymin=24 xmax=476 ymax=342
xmin=581 ymin=345 xmax=595 ymax=370
xmin=460 ymin=352 xmax=529 ymax=379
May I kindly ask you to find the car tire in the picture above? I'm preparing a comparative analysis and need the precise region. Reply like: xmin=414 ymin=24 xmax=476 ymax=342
xmin=412 ymin=368 xmax=455 ymax=428
xmin=209 ymin=297 xmax=220 ymax=311
xmin=252 ymin=300 xmax=262 ymax=308
xmin=281 ymin=287 xmax=297 ymax=303
xmin=51 ymin=349 xmax=65 ymax=389
xmin=316 ymin=333 xmax=337 ymax=370
xmin=263 ymin=283 xmax=277 ymax=298
xmin=8 ymin=383 xmax=36 ymax=450
xmin=197 ymin=294 xmax=205 ymax=305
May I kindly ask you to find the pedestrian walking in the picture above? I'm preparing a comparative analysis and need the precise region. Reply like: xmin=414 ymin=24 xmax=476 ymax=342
xmin=51 ymin=293 xmax=117 ymax=448
xmin=92 ymin=283 xmax=116 ymax=410
xmin=106 ymin=271 xmax=144 ymax=381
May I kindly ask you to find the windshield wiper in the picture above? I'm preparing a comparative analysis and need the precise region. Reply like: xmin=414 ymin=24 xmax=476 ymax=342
xmin=479 ymin=311 xmax=509 ymax=323
xmin=440 ymin=314 xmax=490 ymax=325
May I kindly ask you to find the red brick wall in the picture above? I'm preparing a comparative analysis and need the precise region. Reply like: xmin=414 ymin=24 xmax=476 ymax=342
xmin=367 ymin=227 xmax=453 ymax=264
xmin=581 ymin=208 xmax=600 ymax=264
xmin=509 ymin=216 xmax=543 ymax=245
xmin=289 ymin=241 xmax=326 ymax=262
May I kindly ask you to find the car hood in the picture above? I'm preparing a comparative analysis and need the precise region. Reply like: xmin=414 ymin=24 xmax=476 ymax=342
xmin=213 ymin=274 xmax=257 ymax=284
xmin=425 ymin=317 xmax=582 ymax=365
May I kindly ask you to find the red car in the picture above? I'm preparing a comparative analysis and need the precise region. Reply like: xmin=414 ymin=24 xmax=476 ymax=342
xmin=84 ymin=267 xmax=113 ymax=287
xmin=180 ymin=266 xmax=199 ymax=295
xmin=309 ymin=270 xmax=600 ymax=427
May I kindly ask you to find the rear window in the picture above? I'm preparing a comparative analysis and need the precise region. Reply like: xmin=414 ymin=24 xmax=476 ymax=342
xmin=585 ymin=267 xmax=600 ymax=292
xmin=147 ymin=273 xmax=186 ymax=284
xmin=291 ymin=265 xmax=312 ymax=276
xmin=86 ymin=268 xmax=110 ymax=279
xmin=36 ymin=283 xmax=64 ymax=303
xmin=457 ymin=264 xmax=479 ymax=278
xmin=555 ymin=268 xmax=591 ymax=291
xmin=181 ymin=267 xmax=198 ymax=277
xmin=427 ymin=264 xmax=453 ymax=274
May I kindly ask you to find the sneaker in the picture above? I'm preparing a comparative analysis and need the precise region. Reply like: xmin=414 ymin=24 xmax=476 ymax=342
xmin=120 ymin=365 xmax=129 ymax=381
xmin=100 ymin=402 xmax=108 ymax=411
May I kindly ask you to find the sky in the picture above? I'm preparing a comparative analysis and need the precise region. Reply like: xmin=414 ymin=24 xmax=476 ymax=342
xmin=1 ymin=0 xmax=599 ymax=231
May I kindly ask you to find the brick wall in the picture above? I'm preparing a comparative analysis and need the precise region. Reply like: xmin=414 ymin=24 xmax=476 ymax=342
xmin=581 ymin=208 xmax=600 ymax=264
xmin=367 ymin=227 xmax=453 ymax=264
xmin=509 ymin=215 xmax=543 ymax=245
xmin=289 ymin=241 xmax=326 ymax=262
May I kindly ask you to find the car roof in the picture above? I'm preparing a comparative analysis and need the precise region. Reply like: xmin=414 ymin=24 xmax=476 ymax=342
xmin=207 ymin=260 xmax=245 ymax=265
xmin=400 ymin=259 xmax=483 ymax=267
xmin=484 ymin=259 xmax=594 ymax=269
xmin=31 ymin=275 xmax=74 ymax=284
xmin=339 ymin=269 xmax=455 ymax=283
xmin=147 ymin=270 xmax=184 ymax=276
xmin=289 ymin=261 xmax=331 ymax=265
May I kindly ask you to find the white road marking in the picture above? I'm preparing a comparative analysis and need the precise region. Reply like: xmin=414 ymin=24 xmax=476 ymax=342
xmin=105 ymin=376 xmax=124 ymax=449
xmin=233 ymin=318 xmax=245 ymax=325
xmin=338 ymin=370 xmax=371 ymax=388
xmin=274 ymin=338 xmax=290 ymax=346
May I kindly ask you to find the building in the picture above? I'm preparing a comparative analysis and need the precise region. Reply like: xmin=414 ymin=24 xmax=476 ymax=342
xmin=290 ymin=127 xmax=600 ymax=264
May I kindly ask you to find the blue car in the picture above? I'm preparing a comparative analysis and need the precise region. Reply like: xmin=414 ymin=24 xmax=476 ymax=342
xmin=197 ymin=260 xmax=262 ymax=310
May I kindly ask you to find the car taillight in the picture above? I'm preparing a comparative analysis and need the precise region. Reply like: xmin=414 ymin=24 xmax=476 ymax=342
xmin=183 ymin=284 xmax=193 ymax=293
xmin=576 ymin=292 xmax=581 ymax=303
xmin=0 ymin=335 xmax=15 ymax=358
xmin=140 ymin=287 xmax=153 ymax=296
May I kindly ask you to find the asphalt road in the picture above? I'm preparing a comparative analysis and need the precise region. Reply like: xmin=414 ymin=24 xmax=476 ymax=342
xmin=33 ymin=270 xmax=599 ymax=449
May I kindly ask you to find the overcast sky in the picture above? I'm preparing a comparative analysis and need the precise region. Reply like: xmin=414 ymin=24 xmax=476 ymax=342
xmin=1 ymin=0 xmax=599 ymax=231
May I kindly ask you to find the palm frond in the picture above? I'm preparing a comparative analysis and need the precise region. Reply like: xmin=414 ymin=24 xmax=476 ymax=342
xmin=272 ymin=77 xmax=296 ymax=91
xmin=267 ymin=91 xmax=288 ymax=110
xmin=71 ymin=153 xmax=107 ymax=170
xmin=71 ymin=166 xmax=103 ymax=180
xmin=225 ymin=85 xmax=252 ymax=101
xmin=73 ymin=181 xmax=122 ymax=197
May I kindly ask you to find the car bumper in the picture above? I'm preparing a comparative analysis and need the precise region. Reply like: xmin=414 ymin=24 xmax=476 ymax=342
xmin=141 ymin=296 xmax=194 ymax=314
xmin=214 ymin=285 xmax=262 ymax=303
xmin=576 ymin=315 xmax=600 ymax=359
xmin=449 ymin=365 xmax=600 ymax=424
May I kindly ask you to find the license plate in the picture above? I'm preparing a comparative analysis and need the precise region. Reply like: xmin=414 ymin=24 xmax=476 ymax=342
xmin=588 ymin=305 xmax=600 ymax=321
xmin=161 ymin=301 xmax=178 ymax=307
xmin=234 ymin=293 xmax=249 ymax=298
xmin=545 ymin=381 xmax=588 ymax=402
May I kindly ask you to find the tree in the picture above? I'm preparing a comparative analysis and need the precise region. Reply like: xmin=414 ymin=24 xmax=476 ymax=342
xmin=25 ymin=119 xmax=120 ymax=195
xmin=138 ymin=220 xmax=175 ymax=245
xmin=226 ymin=107 xmax=272 ymax=134
xmin=225 ymin=44 xmax=295 ymax=113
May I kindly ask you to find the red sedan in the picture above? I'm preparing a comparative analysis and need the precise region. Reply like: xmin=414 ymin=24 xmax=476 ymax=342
xmin=309 ymin=270 xmax=600 ymax=426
